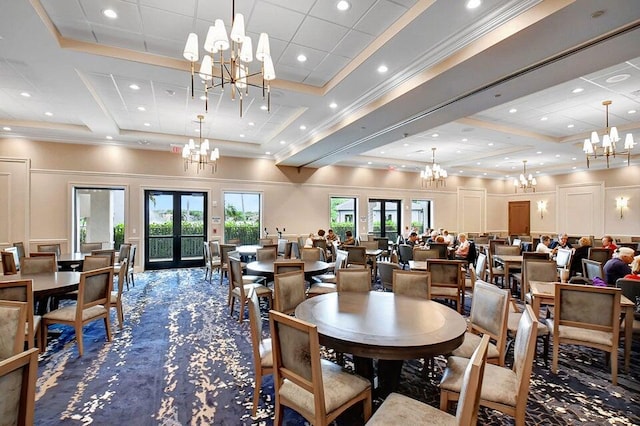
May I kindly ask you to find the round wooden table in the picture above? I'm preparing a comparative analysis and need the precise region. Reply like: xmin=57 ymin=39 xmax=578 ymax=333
xmin=246 ymin=260 xmax=329 ymax=276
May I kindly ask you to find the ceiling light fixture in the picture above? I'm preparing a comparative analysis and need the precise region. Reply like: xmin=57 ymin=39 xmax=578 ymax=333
xmin=337 ymin=1 xmax=350 ymax=11
xmin=513 ymin=160 xmax=536 ymax=193
xmin=183 ymin=0 xmax=275 ymax=117
xmin=420 ymin=147 xmax=447 ymax=188
xmin=182 ymin=115 xmax=219 ymax=173
xmin=582 ymin=100 xmax=635 ymax=168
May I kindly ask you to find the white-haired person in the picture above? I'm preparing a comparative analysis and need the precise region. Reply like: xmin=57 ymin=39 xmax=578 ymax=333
xmin=623 ymin=255 xmax=640 ymax=281
xmin=603 ymin=247 xmax=635 ymax=286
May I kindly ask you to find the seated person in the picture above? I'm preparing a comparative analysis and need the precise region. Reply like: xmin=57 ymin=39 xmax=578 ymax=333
xmin=435 ymin=236 xmax=446 ymax=244
xmin=601 ymin=235 xmax=618 ymax=252
xmin=454 ymin=233 xmax=470 ymax=259
xmin=304 ymin=233 xmax=315 ymax=248
xmin=569 ymin=236 xmax=591 ymax=277
xmin=550 ymin=233 xmax=573 ymax=250
xmin=443 ymin=230 xmax=455 ymax=246
xmin=603 ymin=247 xmax=634 ymax=285
xmin=326 ymin=229 xmax=339 ymax=242
xmin=407 ymin=232 xmax=421 ymax=246
xmin=340 ymin=230 xmax=356 ymax=247
xmin=426 ymin=230 xmax=438 ymax=244
xmin=536 ymin=235 xmax=557 ymax=258
xmin=623 ymin=255 xmax=640 ymax=280
xmin=317 ymin=229 xmax=326 ymax=239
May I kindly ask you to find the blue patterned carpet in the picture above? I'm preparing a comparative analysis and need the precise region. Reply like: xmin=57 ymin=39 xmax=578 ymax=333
xmin=35 ymin=269 xmax=640 ymax=425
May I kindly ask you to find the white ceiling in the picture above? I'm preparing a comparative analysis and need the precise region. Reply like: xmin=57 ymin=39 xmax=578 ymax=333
xmin=1 ymin=0 xmax=639 ymax=180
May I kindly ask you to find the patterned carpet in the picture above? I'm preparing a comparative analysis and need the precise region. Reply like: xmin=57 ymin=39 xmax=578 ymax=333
xmin=35 ymin=268 xmax=640 ymax=425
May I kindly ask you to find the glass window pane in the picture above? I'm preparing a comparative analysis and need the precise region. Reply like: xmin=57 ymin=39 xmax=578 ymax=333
xmin=224 ymin=192 xmax=261 ymax=244
xmin=74 ymin=187 xmax=125 ymax=252
xmin=330 ymin=197 xmax=356 ymax=241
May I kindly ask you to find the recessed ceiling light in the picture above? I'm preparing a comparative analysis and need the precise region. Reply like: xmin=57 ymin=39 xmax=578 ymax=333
xmin=509 ymin=108 xmax=517 ymax=113
xmin=265 ymin=151 xmax=271 ymax=155
xmin=106 ymin=136 xmax=113 ymax=140
xmin=511 ymin=166 xmax=516 ymax=170
xmin=336 ymin=1 xmax=350 ymax=11
xmin=567 ymin=124 xmax=574 ymax=128
xmin=143 ymin=122 xmax=151 ymax=127
xmin=629 ymin=110 xmax=637 ymax=114
xmin=476 ymin=162 xmax=481 ymax=165
xmin=137 ymin=106 xmax=146 ymax=111
xmin=2 ymin=127 xmax=11 ymax=131
xmin=462 ymin=138 xmax=468 ymax=142
xmin=329 ymin=102 xmax=337 ymax=109
xmin=572 ymin=157 xmax=577 ymax=161
xmin=456 ymin=150 xmax=461 ymax=154
xmin=165 ymin=89 xmax=175 ymax=96
xmin=297 ymin=54 xmax=307 ymax=62
xmin=44 ymin=111 xmax=53 ymax=116
xmin=377 ymin=65 xmax=388 ymax=73
xmin=260 ymin=105 xmax=268 ymax=111
xmin=280 ymin=140 xmax=286 ymax=145
xmin=571 ymin=87 xmax=584 ymax=94
xmin=555 ymin=154 xmax=560 ymax=158
xmin=540 ymin=116 xmax=548 ymax=121
xmin=299 ymin=125 xmax=306 ymax=130
xmin=488 ymin=142 xmax=494 ymax=146
xmin=504 ymin=157 xmax=509 ymax=160
xmin=459 ymin=170 xmax=464 ymax=173
xmin=239 ymin=134 xmax=245 ymax=138
xmin=483 ymin=173 xmax=487 ymax=176
xmin=129 ymin=84 xmax=140 ymax=90
xmin=403 ymin=143 xmax=409 ymax=147
xmin=380 ymin=151 xmax=385 ymax=154
xmin=605 ymin=74 xmax=630 ymax=83
xmin=466 ymin=0 xmax=481 ymax=9
xmin=539 ymin=162 xmax=544 ymax=165
xmin=431 ymin=133 xmax=439 ymax=137
xmin=401 ymin=165 xmax=406 ymax=168
xmin=536 ymin=151 xmax=542 ymax=154
xmin=102 ymin=9 xmax=118 ymax=19
xmin=505 ymin=175 xmax=510 ymax=178
xmin=572 ymin=166 xmax=577 ymax=170
xmin=20 ymin=92 xmax=31 ymax=97
xmin=199 ymin=95 xmax=207 ymax=101
xmin=248 ymin=122 xmax=255 ymax=126
xmin=367 ymin=161 xmax=372 ymax=165
xmin=536 ymin=171 xmax=540 ymax=174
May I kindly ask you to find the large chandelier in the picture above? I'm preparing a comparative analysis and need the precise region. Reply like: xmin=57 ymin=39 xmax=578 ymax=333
xmin=182 ymin=0 xmax=276 ymax=117
xmin=582 ymin=100 xmax=635 ymax=168
xmin=514 ymin=160 xmax=536 ymax=193
xmin=420 ymin=147 xmax=447 ymax=188
xmin=182 ymin=115 xmax=219 ymax=173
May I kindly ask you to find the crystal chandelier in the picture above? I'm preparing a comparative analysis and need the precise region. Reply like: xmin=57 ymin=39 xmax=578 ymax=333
xmin=582 ymin=100 xmax=635 ymax=168
xmin=182 ymin=0 xmax=276 ymax=117
xmin=182 ymin=115 xmax=219 ymax=173
xmin=513 ymin=160 xmax=536 ymax=192
xmin=420 ymin=147 xmax=447 ymax=188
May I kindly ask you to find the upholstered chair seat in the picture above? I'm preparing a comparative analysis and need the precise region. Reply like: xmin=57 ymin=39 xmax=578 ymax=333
xmin=453 ymin=333 xmax=501 ymax=360
xmin=306 ymin=282 xmax=337 ymax=297
xmin=546 ymin=321 xmax=614 ymax=346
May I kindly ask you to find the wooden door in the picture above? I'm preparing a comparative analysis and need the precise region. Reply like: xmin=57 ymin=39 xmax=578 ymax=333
xmin=508 ymin=201 xmax=530 ymax=236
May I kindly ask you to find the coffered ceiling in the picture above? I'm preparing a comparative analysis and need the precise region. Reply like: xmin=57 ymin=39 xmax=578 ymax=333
xmin=1 ymin=0 xmax=639 ymax=180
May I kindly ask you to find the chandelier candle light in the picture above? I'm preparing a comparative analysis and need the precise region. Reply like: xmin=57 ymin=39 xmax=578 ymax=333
xmin=182 ymin=115 xmax=219 ymax=173
xmin=582 ymin=100 xmax=635 ymax=168
xmin=420 ymin=147 xmax=447 ymax=188
xmin=183 ymin=0 xmax=276 ymax=117
xmin=514 ymin=160 xmax=536 ymax=193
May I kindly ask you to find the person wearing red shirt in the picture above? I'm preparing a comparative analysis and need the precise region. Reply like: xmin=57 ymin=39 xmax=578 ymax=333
xmin=623 ymin=255 xmax=640 ymax=280
xmin=601 ymin=235 xmax=618 ymax=252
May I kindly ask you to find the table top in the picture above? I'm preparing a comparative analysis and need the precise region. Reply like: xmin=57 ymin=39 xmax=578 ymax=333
xmin=494 ymin=254 xmax=523 ymax=263
xmin=365 ymin=249 xmax=383 ymax=257
xmin=0 ymin=271 xmax=82 ymax=297
xmin=529 ymin=280 xmax=634 ymax=307
xmin=58 ymin=252 xmax=86 ymax=262
xmin=246 ymin=259 xmax=329 ymax=275
xmin=295 ymin=291 xmax=466 ymax=360
xmin=236 ymin=245 xmax=262 ymax=256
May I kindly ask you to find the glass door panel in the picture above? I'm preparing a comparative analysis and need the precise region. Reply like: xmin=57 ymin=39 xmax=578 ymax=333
xmin=368 ymin=199 xmax=400 ymax=241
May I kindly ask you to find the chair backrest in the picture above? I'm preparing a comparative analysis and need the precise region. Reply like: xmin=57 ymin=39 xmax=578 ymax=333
xmin=1 ymin=251 xmax=17 ymax=275
xmin=117 ymin=243 xmax=131 ymax=263
xmin=466 ymin=241 xmax=478 ymax=265
xmin=227 ymin=238 xmax=241 ymax=245
xmin=337 ymin=267 xmax=371 ymax=292
xmin=376 ymin=237 xmax=389 ymax=252
xmin=283 ymin=241 xmax=293 ymax=259
xmin=220 ymin=244 xmax=237 ymax=266
xmin=0 ymin=347 xmax=39 ymax=426
xmin=522 ymin=251 xmax=549 ymax=260
xmin=203 ymin=241 xmax=211 ymax=264
xmin=495 ymin=245 xmax=520 ymax=256
xmin=455 ymin=334 xmax=490 ymax=425
xmin=80 ymin=242 xmax=103 ymax=253
xmin=489 ymin=239 xmax=507 ymax=254
xmin=247 ymin=289 xmax=269 ymax=377
xmin=300 ymin=247 xmax=322 ymax=261
xmin=312 ymin=239 xmax=328 ymax=251
xmin=228 ymin=255 xmax=245 ymax=298
xmin=428 ymin=243 xmax=449 ymax=259
xmin=512 ymin=238 xmax=522 ymax=247
xmin=511 ymin=305 xmax=539 ymax=408
xmin=398 ymin=244 xmax=413 ymax=263
xmin=524 ymin=259 xmax=558 ymax=289
xmin=615 ymin=278 xmax=640 ymax=319
xmin=377 ymin=262 xmax=401 ymax=291
xmin=273 ymin=260 xmax=304 ymax=275
xmin=359 ymin=240 xmax=378 ymax=251
xmin=618 ymin=242 xmax=640 ymax=254
xmin=555 ymin=248 xmax=572 ymax=269
xmin=277 ymin=239 xmax=288 ymax=255
xmin=0 ymin=300 xmax=27 ymax=360
xmin=21 ymin=256 xmax=57 ymax=274
xmin=114 ymin=258 xmax=128 ymax=302
xmin=0 ymin=280 xmax=36 ymax=350
xmin=333 ymin=249 xmax=348 ymax=274
xmin=128 ymin=245 xmax=137 ymax=273
xmin=345 ymin=246 xmax=367 ymax=266
xmin=273 ymin=270 xmax=306 ymax=315
xmin=78 ymin=267 xmax=113 ymax=317
xmin=555 ymin=284 xmax=621 ymax=331
xmin=392 ymin=270 xmax=430 ymax=299
xmin=259 ymin=238 xmax=274 ymax=247
xmin=582 ymin=258 xmax=604 ymax=281
xmin=427 ymin=259 xmax=464 ymax=287
xmin=82 ymin=255 xmax=112 ymax=272
xmin=37 ymin=243 xmax=61 ymax=257
xmin=474 ymin=252 xmax=487 ymax=281
xmin=413 ymin=248 xmax=440 ymax=261
xmin=12 ymin=242 xmax=26 ymax=261
xmin=469 ymin=280 xmax=510 ymax=365
xmin=256 ymin=247 xmax=277 ymax=262
xmin=209 ymin=241 xmax=220 ymax=258
xmin=297 ymin=236 xmax=306 ymax=249
xmin=588 ymin=247 xmax=612 ymax=264
xmin=91 ymin=249 xmax=115 ymax=266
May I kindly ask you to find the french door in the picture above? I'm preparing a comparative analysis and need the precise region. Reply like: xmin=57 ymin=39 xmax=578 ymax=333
xmin=144 ymin=190 xmax=207 ymax=270
xmin=368 ymin=199 xmax=401 ymax=242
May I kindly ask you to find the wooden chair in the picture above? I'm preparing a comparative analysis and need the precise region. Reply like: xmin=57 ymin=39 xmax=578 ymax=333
xmin=427 ymin=259 xmax=466 ymax=313
xmin=0 ymin=280 xmax=40 ymax=352
xmin=226 ymin=250 xmax=263 ymax=307
xmin=37 ymin=243 xmax=61 ymax=257
xmin=582 ymin=258 xmax=604 ymax=282
xmin=247 ymin=288 xmax=273 ymax=416
xmin=345 ymin=246 xmax=367 ymax=268
xmin=474 ymin=252 xmax=487 ymax=282
xmin=428 ymin=243 xmax=449 ymax=259
xmin=392 ymin=269 xmax=430 ymax=299
xmin=441 ymin=306 xmax=539 ymax=426
xmin=269 ymin=310 xmax=372 ymax=425
xmin=259 ymin=238 xmax=274 ymax=246
xmin=91 ymin=249 xmax=116 ymax=266
xmin=108 ymin=258 xmax=128 ymax=330
xmin=273 ymin=260 xmax=304 ymax=275
xmin=397 ymin=244 xmax=413 ymax=268
xmin=283 ymin=241 xmax=293 ymax=259
xmin=113 ymin=243 xmax=131 ymax=278
xmin=377 ymin=261 xmax=401 ymax=291
xmin=616 ymin=278 xmax=640 ymax=358
xmin=127 ymin=245 xmax=137 ymax=289
xmin=300 ymin=247 xmax=323 ymax=261
xmin=368 ymin=335 xmax=489 ymax=426
xmin=80 ymin=242 xmax=103 ymax=253
xmin=522 ymin=259 xmax=557 ymax=303
xmin=203 ymin=241 xmax=213 ymax=282
xmin=588 ymin=247 xmax=612 ymax=264
xmin=0 ymin=300 xmax=27 ymax=359
xmin=219 ymin=243 xmax=237 ymax=287
xmin=507 ymin=298 xmax=550 ymax=364
xmin=41 ymin=267 xmax=114 ymax=356
xmin=0 ymin=347 xmax=39 ymax=426
xmin=308 ymin=250 xmax=347 ymax=297
xmin=21 ymin=256 xmax=57 ymax=274
xmin=228 ymin=256 xmax=272 ymax=322
xmin=82 ymin=255 xmax=112 ymax=272
xmin=451 ymin=280 xmax=510 ymax=366
xmin=256 ymin=246 xmax=277 ymax=262
xmin=12 ymin=242 xmax=27 ymax=261
xmin=413 ymin=247 xmax=440 ymax=261
xmin=337 ymin=267 xmax=371 ymax=293
xmin=1 ymin=251 xmax=17 ymax=275
xmin=548 ymin=284 xmax=621 ymax=385
xmin=273 ymin=270 xmax=306 ymax=315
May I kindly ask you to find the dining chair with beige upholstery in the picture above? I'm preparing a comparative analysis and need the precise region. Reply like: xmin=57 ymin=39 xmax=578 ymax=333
xmin=307 ymin=250 xmax=347 ymax=297
xmin=0 ymin=300 xmax=27 ymax=360
xmin=0 ymin=280 xmax=40 ymax=352
xmin=345 ymin=246 xmax=367 ymax=268
xmin=37 ymin=243 xmax=61 ymax=257
xmin=126 ymin=245 xmax=137 ymax=290
xmin=273 ymin=270 xmax=307 ymax=315
xmin=91 ymin=249 xmax=116 ymax=266
xmin=474 ymin=252 xmax=487 ymax=282
xmin=392 ymin=269 xmax=430 ymax=299
xmin=588 ymin=247 xmax=612 ymax=264
xmin=273 ymin=260 xmax=304 ymax=275
xmin=82 ymin=255 xmax=112 ymax=272
xmin=300 ymin=247 xmax=323 ymax=261
xmin=219 ymin=243 xmax=238 ymax=286
xmin=80 ymin=242 xmax=103 ymax=253
xmin=269 ymin=310 xmax=372 ymax=425
xmin=337 ymin=267 xmax=371 ymax=293
xmin=41 ymin=267 xmax=113 ymax=356
xmin=581 ymin=258 xmax=605 ymax=282
xmin=226 ymin=250 xmax=264 ymax=306
xmin=256 ymin=246 xmax=278 ymax=262
xmin=507 ymin=298 xmax=550 ymax=364
xmin=440 ymin=306 xmax=539 ymax=426
xmin=1 ymin=251 xmax=17 ymax=275
xmin=259 ymin=238 xmax=274 ymax=247
xmin=247 ymin=288 xmax=273 ymax=416
xmin=0 ymin=347 xmax=39 ymax=426
xmin=548 ymin=283 xmax=621 ymax=385
xmin=204 ymin=241 xmax=221 ymax=283
xmin=203 ymin=241 xmax=213 ymax=282
xmin=451 ymin=280 xmax=510 ymax=366
xmin=522 ymin=259 xmax=558 ymax=304
xmin=377 ymin=261 xmax=401 ymax=291
xmin=368 ymin=335 xmax=490 ymax=426
xmin=427 ymin=259 xmax=465 ymax=313
xmin=228 ymin=256 xmax=272 ymax=322
xmin=108 ymin=258 xmax=128 ymax=330
xmin=12 ymin=242 xmax=27 ymax=261
xmin=413 ymin=248 xmax=440 ymax=261
xmin=21 ymin=256 xmax=57 ymax=274
xmin=113 ymin=243 xmax=131 ymax=277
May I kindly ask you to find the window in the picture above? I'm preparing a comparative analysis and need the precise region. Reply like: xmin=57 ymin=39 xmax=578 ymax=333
xmin=73 ymin=187 xmax=125 ymax=251
xmin=411 ymin=199 xmax=432 ymax=234
xmin=368 ymin=199 xmax=401 ymax=241
xmin=224 ymin=192 xmax=261 ymax=244
xmin=330 ymin=197 xmax=356 ymax=241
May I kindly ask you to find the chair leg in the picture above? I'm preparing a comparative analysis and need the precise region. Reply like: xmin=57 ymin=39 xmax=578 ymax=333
xmin=104 ymin=317 xmax=112 ymax=342
xmin=542 ymin=334 xmax=550 ymax=366
xmin=252 ymin=374 xmax=262 ymax=416
xmin=552 ymin=340 xmax=559 ymax=374
xmin=40 ymin=322 xmax=48 ymax=353
xmin=274 ymin=401 xmax=283 ymax=426
xmin=611 ymin=350 xmax=618 ymax=386
xmin=439 ymin=389 xmax=454 ymax=412
xmin=76 ymin=326 xmax=84 ymax=357
xmin=117 ymin=304 xmax=124 ymax=330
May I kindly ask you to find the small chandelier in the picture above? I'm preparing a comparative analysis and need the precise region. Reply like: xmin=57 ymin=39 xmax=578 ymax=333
xmin=582 ymin=100 xmax=635 ymax=168
xmin=182 ymin=115 xmax=219 ymax=173
xmin=182 ymin=0 xmax=276 ymax=117
xmin=514 ymin=160 xmax=536 ymax=193
xmin=420 ymin=147 xmax=448 ymax=188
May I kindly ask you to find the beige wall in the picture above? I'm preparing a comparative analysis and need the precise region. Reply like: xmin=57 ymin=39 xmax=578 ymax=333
xmin=1 ymin=139 xmax=639 ymax=271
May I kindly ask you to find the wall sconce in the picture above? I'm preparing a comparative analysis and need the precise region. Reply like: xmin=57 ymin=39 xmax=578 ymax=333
xmin=537 ymin=200 xmax=547 ymax=219
xmin=616 ymin=197 xmax=628 ymax=219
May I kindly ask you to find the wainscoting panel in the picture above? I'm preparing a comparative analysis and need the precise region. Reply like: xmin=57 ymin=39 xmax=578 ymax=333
xmin=557 ymin=182 xmax=604 ymax=237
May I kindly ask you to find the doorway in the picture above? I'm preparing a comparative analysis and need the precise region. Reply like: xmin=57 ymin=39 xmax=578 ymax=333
xmin=508 ymin=201 xmax=531 ymax=236
xmin=368 ymin=199 xmax=401 ymax=241
xmin=144 ymin=190 xmax=207 ymax=270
